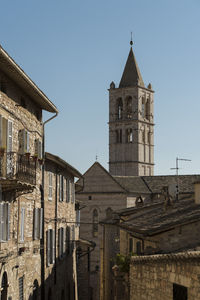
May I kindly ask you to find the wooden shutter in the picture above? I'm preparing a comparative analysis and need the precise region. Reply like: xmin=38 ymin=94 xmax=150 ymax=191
xmin=34 ymin=208 xmax=38 ymax=240
xmin=58 ymin=228 xmax=61 ymax=257
xmin=52 ymin=229 xmax=55 ymax=263
xmin=35 ymin=139 xmax=42 ymax=159
xmin=0 ymin=203 xmax=3 ymax=241
xmin=0 ymin=115 xmax=2 ymax=147
xmin=63 ymin=177 xmax=66 ymax=202
xmin=2 ymin=117 xmax=7 ymax=151
xmin=39 ymin=208 xmax=43 ymax=239
xmin=71 ymin=182 xmax=75 ymax=204
xmin=20 ymin=208 xmax=25 ymax=242
xmin=46 ymin=230 xmax=50 ymax=266
xmin=66 ymin=179 xmax=70 ymax=203
xmin=48 ymin=172 xmax=52 ymax=200
xmin=26 ymin=131 xmax=30 ymax=152
xmin=7 ymin=203 xmax=10 ymax=240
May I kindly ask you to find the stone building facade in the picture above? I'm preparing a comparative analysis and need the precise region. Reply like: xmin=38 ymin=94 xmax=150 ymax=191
xmin=109 ymin=45 xmax=154 ymax=176
xmin=0 ymin=44 xmax=58 ymax=299
xmin=44 ymin=152 xmax=82 ymax=300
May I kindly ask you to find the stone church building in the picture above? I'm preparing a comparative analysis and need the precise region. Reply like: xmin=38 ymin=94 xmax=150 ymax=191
xmin=76 ymin=42 xmax=156 ymax=300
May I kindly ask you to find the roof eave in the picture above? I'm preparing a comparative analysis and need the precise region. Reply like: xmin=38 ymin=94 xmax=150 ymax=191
xmin=0 ymin=45 xmax=58 ymax=113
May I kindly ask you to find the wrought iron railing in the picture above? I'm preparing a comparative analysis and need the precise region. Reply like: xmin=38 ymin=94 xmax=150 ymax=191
xmin=0 ymin=152 xmax=36 ymax=185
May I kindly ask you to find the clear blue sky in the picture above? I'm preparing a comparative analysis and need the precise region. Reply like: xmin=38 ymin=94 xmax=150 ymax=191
xmin=1 ymin=0 xmax=200 ymax=175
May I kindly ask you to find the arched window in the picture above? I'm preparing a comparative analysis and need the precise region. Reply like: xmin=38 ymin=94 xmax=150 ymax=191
xmin=142 ymin=97 xmax=145 ymax=118
xmin=93 ymin=209 xmax=98 ymax=237
xmin=145 ymin=98 xmax=150 ymax=120
xmin=116 ymin=98 xmax=123 ymax=120
xmin=1 ymin=272 xmax=8 ymax=300
xmin=106 ymin=207 xmax=113 ymax=219
xmin=126 ymin=96 xmax=132 ymax=119
xmin=126 ymin=129 xmax=133 ymax=143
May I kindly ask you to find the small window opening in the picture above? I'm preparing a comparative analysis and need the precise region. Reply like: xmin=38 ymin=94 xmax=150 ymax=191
xmin=145 ymin=98 xmax=150 ymax=120
xmin=116 ymin=98 xmax=123 ymax=120
xmin=173 ymin=283 xmax=187 ymax=300
xmin=126 ymin=129 xmax=133 ymax=143
xmin=116 ymin=129 xmax=122 ymax=143
xmin=126 ymin=97 xmax=132 ymax=119
xmin=88 ymin=196 xmax=92 ymax=200
xmin=142 ymin=97 xmax=145 ymax=118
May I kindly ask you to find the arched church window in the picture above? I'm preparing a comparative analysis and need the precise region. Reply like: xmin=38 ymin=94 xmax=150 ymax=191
xmin=106 ymin=207 xmax=113 ymax=219
xmin=116 ymin=98 xmax=123 ymax=120
xmin=93 ymin=209 xmax=98 ymax=237
xmin=147 ymin=132 xmax=151 ymax=144
xmin=1 ymin=272 xmax=8 ymax=300
xmin=142 ymin=97 xmax=145 ymax=118
xmin=115 ymin=129 xmax=122 ymax=143
xmin=145 ymin=98 xmax=150 ymax=120
xmin=125 ymin=96 xmax=132 ymax=119
xmin=126 ymin=129 xmax=133 ymax=143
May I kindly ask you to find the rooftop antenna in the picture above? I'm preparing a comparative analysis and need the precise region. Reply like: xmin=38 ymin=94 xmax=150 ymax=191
xmin=95 ymin=154 xmax=98 ymax=161
xmin=170 ymin=157 xmax=191 ymax=200
xmin=130 ymin=32 xmax=133 ymax=46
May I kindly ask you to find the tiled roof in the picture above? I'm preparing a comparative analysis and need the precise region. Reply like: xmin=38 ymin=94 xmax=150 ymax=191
xmin=113 ymin=176 xmax=151 ymax=194
xmin=119 ymin=198 xmax=200 ymax=236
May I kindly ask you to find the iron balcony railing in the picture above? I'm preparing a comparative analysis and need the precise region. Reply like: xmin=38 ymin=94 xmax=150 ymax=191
xmin=0 ymin=152 xmax=37 ymax=185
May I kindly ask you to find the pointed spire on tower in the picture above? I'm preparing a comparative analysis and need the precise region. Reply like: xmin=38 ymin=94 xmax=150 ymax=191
xmin=119 ymin=38 xmax=144 ymax=88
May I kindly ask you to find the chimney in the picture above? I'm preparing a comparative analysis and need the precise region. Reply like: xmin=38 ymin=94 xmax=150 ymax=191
xmin=194 ymin=182 xmax=200 ymax=204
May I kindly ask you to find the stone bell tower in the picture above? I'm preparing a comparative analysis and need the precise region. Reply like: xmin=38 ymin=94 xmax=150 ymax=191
xmin=108 ymin=41 xmax=154 ymax=176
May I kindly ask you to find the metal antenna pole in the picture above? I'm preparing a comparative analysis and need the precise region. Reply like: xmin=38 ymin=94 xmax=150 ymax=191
xmin=170 ymin=157 xmax=191 ymax=200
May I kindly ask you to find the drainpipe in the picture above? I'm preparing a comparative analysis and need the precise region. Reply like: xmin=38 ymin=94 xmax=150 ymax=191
xmin=41 ymin=112 xmax=58 ymax=300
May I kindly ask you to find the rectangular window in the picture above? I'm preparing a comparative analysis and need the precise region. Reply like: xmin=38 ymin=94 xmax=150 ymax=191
xmin=20 ymin=208 xmax=25 ymax=242
xmin=58 ymin=227 xmax=65 ymax=258
xmin=33 ymin=208 xmax=43 ymax=240
xmin=35 ymin=139 xmax=42 ymax=159
xmin=76 ymin=210 xmax=80 ymax=227
xmin=46 ymin=229 xmax=55 ymax=266
xmin=71 ymin=182 xmax=75 ymax=204
xmin=59 ymin=175 xmax=64 ymax=202
xmin=19 ymin=129 xmax=30 ymax=154
xmin=48 ymin=172 xmax=53 ymax=200
xmin=65 ymin=226 xmax=70 ymax=255
xmin=0 ymin=202 xmax=10 ymax=242
xmin=66 ymin=179 xmax=70 ymax=203
xmin=19 ymin=276 xmax=24 ymax=300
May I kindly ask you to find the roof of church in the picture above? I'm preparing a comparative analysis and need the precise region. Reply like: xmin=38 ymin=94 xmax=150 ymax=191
xmin=113 ymin=176 xmax=151 ymax=194
xmin=119 ymin=47 xmax=145 ymax=88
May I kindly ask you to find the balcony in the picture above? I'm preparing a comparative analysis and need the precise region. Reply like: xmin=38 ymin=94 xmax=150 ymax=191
xmin=0 ymin=152 xmax=37 ymax=193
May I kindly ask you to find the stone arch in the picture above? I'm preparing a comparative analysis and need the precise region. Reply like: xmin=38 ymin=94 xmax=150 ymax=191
xmin=116 ymin=98 xmax=123 ymax=120
xmin=125 ymin=96 xmax=132 ymax=119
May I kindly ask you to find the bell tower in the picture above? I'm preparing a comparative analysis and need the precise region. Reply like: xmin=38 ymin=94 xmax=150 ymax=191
xmin=108 ymin=41 xmax=154 ymax=176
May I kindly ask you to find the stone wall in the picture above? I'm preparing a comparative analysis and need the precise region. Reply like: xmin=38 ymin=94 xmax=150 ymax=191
xmin=130 ymin=252 xmax=200 ymax=300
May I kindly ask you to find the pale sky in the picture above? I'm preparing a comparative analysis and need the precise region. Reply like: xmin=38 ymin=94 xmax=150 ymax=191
xmin=0 ymin=0 xmax=200 ymax=175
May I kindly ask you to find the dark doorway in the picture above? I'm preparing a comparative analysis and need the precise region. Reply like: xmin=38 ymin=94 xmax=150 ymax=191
xmin=173 ymin=283 xmax=187 ymax=300
xmin=1 ymin=272 xmax=8 ymax=300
